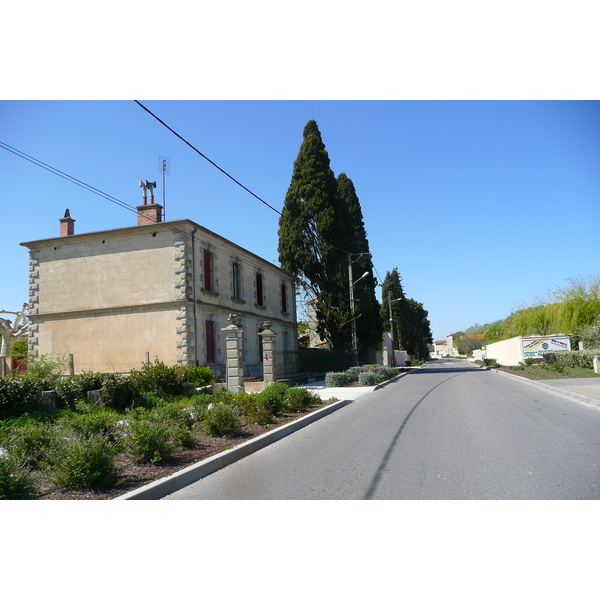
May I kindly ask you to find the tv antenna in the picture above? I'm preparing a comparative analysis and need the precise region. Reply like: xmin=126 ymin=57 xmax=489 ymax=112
xmin=159 ymin=156 xmax=170 ymax=219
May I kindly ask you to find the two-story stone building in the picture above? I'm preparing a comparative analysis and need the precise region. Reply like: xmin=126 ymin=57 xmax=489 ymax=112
xmin=20 ymin=194 xmax=297 ymax=377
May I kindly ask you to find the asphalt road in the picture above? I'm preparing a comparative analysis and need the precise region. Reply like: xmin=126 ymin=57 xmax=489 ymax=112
xmin=163 ymin=359 xmax=600 ymax=499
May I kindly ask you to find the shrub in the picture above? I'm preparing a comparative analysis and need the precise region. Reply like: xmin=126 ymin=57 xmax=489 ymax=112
xmin=325 ymin=372 xmax=348 ymax=387
xmin=372 ymin=366 xmax=395 ymax=380
xmin=55 ymin=372 xmax=106 ymax=409
xmin=130 ymin=360 xmax=188 ymax=396
xmin=554 ymin=350 xmax=597 ymax=369
xmin=190 ymin=394 xmax=214 ymax=420
xmin=0 ymin=454 xmax=37 ymax=499
xmin=59 ymin=409 xmax=123 ymax=447
xmin=257 ymin=382 xmax=289 ymax=415
xmin=159 ymin=403 xmax=198 ymax=448
xmin=0 ymin=377 xmax=45 ymax=420
xmin=358 ymin=371 xmax=385 ymax=386
xmin=283 ymin=387 xmax=319 ymax=413
xmin=4 ymin=422 xmax=54 ymax=469
xmin=124 ymin=409 xmax=178 ymax=464
xmin=344 ymin=369 xmax=360 ymax=383
xmin=245 ymin=394 xmax=277 ymax=426
xmin=202 ymin=403 xmax=242 ymax=438
xmin=101 ymin=373 xmax=140 ymax=410
xmin=185 ymin=366 xmax=214 ymax=388
xmin=48 ymin=434 xmax=118 ymax=489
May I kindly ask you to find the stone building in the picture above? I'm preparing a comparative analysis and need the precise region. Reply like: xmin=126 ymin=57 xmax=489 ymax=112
xmin=20 ymin=195 xmax=297 ymax=376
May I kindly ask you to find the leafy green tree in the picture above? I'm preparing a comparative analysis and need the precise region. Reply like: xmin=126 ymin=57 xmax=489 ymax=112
xmin=553 ymin=275 xmax=600 ymax=333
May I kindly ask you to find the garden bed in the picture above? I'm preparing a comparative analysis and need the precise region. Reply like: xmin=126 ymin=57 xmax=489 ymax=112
xmin=32 ymin=405 xmax=331 ymax=501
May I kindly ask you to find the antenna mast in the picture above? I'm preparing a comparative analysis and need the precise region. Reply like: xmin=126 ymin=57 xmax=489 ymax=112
xmin=159 ymin=156 xmax=170 ymax=220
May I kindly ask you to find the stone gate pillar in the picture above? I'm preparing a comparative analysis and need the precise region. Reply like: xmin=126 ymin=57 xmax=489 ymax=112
xmin=222 ymin=314 xmax=245 ymax=393
xmin=259 ymin=321 xmax=277 ymax=385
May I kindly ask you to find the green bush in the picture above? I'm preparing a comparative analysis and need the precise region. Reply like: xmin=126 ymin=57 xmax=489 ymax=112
xmin=190 ymin=394 xmax=214 ymax=421
xmin=203 ymin=403 xmax=242 ymax=438
xmin=0 ymin=377 xmax=44 ymax=420
xmin=325 ymin=372 xmax=348 ymax=387
xmin=185 ymin=366 xmax=214 ymax=388
xmin=100 ymin=373 xmax=141 ymax=410
xmin=48 ymin=434 xmax=118 ymax=489
xmin=358 ymin=371 xmax=385 ymax=386
xmin=0 ymin=454 xmax=37 ymax=499
xmin=124 ymin=409 xmax=178 ymax=464
xmin=4 ymin=421 xmax=54 ymax=469
xmin=245 ymin=394 xmax=276 ymax=425
xmin=159 ymin=403 xmax=198 ymax=448
xmin=130 ymin=360 xmax=188 ymax=396
xmin=554 ymin=350 xmax=597 ymax=369
xmin=257 ymin=382 xmax=288 ymax=415
xmin=283 ymin=387 xmax=319 ymax=413
xmin=524 ymin=358 xmax=536 ymax=366
xmin=59 ymin=409 xmax=123 ymax=447
xmin=55 ymin=372 xmax=106 ymax=409
xmin=372 ymin=366 xmax=395 ymax=380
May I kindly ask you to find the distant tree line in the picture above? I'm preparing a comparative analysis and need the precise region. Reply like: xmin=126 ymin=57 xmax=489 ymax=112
xmin=457 ymin=275 xmax=600 ymax=351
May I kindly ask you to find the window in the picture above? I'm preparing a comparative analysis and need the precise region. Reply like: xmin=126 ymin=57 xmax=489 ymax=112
xmin=256 ymin=272 xmax=264 ymax=306
xmin=258 ymin=327 xmax=264 ymax=362
xmin=203 ymin=250 xmax=213 ymax=291
xmin=232 ymin=262 xmax=241 ymax=299
xmin=281 ymin=283 xmax=288 ymax=313
xmin=205 ymin=320 xmax=215 ymax=363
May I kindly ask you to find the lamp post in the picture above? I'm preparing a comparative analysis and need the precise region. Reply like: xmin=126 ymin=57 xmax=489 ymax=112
xmin=348 ymin=253 xmax=369 ymax=367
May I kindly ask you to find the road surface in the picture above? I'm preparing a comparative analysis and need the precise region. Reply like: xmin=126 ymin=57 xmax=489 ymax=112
xmin=163 ymin=359 xmax=600 ymax=499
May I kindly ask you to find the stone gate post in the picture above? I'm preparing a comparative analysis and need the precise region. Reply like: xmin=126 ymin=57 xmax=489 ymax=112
xmin=221 ymin=314 xmax=245 ymax=393
xmin=259 ymin=321 xmax=277 ymax=385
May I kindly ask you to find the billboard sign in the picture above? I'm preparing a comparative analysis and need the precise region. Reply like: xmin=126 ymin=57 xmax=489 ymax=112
xmin=522 ymin=336 xmax=571 ymax=359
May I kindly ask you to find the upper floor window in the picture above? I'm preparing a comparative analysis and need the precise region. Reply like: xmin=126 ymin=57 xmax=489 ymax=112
xmin=232 ymin=262 xmax=241 ymax=299
xmin=281 ymin=283 xmax=288 ymax=313
xmin=256 ymin=272 xmax=264 ymax=306
xmin=203 ymin=250 xmax=213 ymax=291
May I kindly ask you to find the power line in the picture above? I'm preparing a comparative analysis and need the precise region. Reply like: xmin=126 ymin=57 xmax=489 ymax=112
xmin=134 ymin=101 xmax=282 ymax=217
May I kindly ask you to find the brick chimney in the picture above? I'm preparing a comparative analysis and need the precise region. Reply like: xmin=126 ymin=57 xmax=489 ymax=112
xmin=59 ymin=209 xmax=75 ymax=236
xmin=137 ymin=180 xmax=163 ymax=225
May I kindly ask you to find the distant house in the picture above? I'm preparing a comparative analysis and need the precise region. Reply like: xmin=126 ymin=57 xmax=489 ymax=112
xmin=21 ymin=195 xmax=297 ymax=377
xmin=433 ymin=339 xmax=448 ymax=357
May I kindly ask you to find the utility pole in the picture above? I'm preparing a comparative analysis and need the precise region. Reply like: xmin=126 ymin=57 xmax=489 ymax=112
xmin=387 ymin=291 xmax=403 ymax=367
xmin=348 ymin=252 xmax=369 ymax=367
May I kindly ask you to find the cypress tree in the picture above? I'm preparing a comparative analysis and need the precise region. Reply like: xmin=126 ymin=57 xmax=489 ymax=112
xmin=277 ymin=120 xmax=349 ymax=349
xmin=337 ymin=173 xmax=383 ymax=356
xmin=380 ymin=268 xmax=406 ymax=350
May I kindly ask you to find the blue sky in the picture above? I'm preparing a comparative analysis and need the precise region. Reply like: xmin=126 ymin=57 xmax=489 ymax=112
xmin=1 ymin=100 xmax=598 ymax=342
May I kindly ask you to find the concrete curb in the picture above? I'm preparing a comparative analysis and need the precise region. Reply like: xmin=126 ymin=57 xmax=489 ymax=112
xmin=492 ymin=368 xmax=600 ymax=410
xmin=114 ymin=397 xmax=353 ymax=500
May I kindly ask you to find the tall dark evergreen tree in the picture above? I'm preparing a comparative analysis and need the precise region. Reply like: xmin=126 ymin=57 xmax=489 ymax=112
xmin=337 ymin=173 xmax=383 ymax=356
xmin=380 ymin=268 xmax=406 ymax=350
xmin=277 ymin=120 xmax=349 ymax=349
xmin=380 ymin=268 xmax=433 ymax=358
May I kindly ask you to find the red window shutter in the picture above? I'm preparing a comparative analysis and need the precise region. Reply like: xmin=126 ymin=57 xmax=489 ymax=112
xmin=206 ymin=320 xmax=215 ymax=363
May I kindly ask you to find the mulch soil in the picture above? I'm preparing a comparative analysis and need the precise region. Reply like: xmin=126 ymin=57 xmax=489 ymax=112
xmin=33 ymin=406 xmax=329 ymax=501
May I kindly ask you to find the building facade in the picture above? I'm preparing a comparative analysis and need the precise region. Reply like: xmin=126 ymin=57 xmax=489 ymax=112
xmin=21 ymin=202 xmax=297 ymax=376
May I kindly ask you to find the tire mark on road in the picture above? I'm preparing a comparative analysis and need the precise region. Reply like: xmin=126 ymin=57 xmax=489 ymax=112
xmin=363 ymin=373 xmax=462 ymax=500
